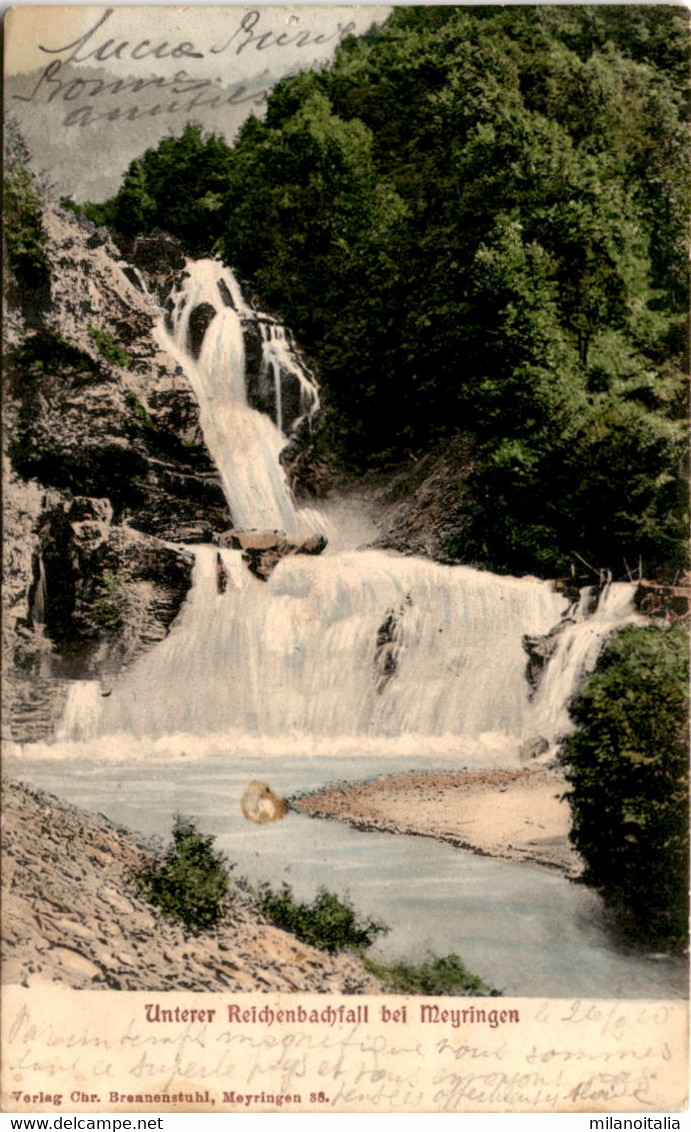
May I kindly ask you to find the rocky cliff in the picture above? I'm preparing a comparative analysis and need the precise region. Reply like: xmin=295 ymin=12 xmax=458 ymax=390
xmin=3 ymin=185 xmax=234 ymax=741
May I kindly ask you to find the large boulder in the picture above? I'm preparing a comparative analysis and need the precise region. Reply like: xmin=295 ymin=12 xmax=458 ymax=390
xmin=522 ymin=622 xmax=573 ymax=695
xmin=214 ymin=528 xmax=327 ymax=581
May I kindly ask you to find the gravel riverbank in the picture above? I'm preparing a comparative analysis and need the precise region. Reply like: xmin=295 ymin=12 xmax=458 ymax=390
xmin=294 ymin=767 xmax=582 ymax=878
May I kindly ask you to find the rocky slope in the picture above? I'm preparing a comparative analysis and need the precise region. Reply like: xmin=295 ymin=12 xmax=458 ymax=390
xmin=370 ymin=435 xmax=477 ymax=563
xmin=1 ymin=780 xmax=381 ymax=993
xmin=3 ymin=186 xmax=234 ymax=740
xmin=6 ymin=205 xmax=230 ymax=540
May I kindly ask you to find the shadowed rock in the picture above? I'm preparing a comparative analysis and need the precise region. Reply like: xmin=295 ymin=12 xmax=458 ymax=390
xmin=523 ymin=619 xmax=575 ymax=696
xmin=187 ymin=302 xmax=217 ymax=359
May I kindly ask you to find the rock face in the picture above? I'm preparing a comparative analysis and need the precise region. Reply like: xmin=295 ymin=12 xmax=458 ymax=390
xmin=522 ymin=621 xmax=574 ymax=696
xmin=214 ymin=529 xmax=327 ymax=582
xmin=1 ymin=780 xmax=381 ymax=993
xmin=243 ymin=319 xmax=317 ymax=435
xmin=3 ymin=200 xmax=234 ymax=738
xmin=36 ymin=498 xmax=194 ymax=676
xmin=370 ymin=434 xmax=476 ymax=562
xmin=6 ymin=204 xmax=231 ymax=541
xmin=160 ymin=263 xmax=320 ymax=437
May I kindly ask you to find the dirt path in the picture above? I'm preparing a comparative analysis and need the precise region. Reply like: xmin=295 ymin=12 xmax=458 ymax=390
xmin=294 ymin=767 xmax=582 ymax=878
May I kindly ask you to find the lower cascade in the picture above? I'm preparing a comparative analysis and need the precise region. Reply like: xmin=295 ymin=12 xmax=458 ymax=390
xmin=58 ymin=258 xmax=637 ymax=755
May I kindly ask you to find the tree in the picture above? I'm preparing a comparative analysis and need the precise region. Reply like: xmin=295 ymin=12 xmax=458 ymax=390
xmin=77 ymin=6 xmax=689 ymax=577
xmin=558 ymin=624 xmax=689 ymax=948
xmin=3 ymin=123 xmax=52 ymax=312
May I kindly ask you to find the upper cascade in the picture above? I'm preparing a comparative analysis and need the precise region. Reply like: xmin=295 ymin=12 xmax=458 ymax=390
xmin=157 ymin=258 xmax=319 ymax=535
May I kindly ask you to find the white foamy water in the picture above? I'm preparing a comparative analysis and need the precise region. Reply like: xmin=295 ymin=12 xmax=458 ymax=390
xmin=157 ymin=258 xmax=317 ymax=534
xmin=50 ymin=257 xmax=638 ymax=755
xmin=70 ymin=546 xmax=568 ymax=742
xmin=54 ymin=545 xmax=637 ymax=755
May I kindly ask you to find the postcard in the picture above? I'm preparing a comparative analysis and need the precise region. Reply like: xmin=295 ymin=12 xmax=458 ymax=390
xmin=3 ymin=3 xmax=689 ymax=1116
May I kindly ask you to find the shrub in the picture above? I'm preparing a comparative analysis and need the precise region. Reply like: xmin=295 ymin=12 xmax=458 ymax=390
xmin=137 ymin=817 xmax=232 ymax=932
xmin=558 ymin=623 xmax=689 ymax=948
xmin=363 ymin=953 xmax=498 ymax=996
xmin=91 ymin=569 xmax=130 ymax=633
xmin=88 ymin=326 xmax=131 ymax=367
xmin=254 ymin=882 xmax=388 ymax=953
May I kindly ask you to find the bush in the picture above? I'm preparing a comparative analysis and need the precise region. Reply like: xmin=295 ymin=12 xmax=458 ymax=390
xmin=254 ymin=882 xmax=498 ymax=992
xmin=558 ymin=623 xmax=689 ymax=948
xmin=363 ymin=953 xmax=498 ymax=996
xmin=137 ymin=817 xmax=232 ymax=932
xmin=88 ymin=326 xmax=131 ymax=367
xmin=254 ymin=882 xmax=388 ymax=953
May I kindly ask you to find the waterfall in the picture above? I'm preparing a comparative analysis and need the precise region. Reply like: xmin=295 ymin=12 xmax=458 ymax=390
xmin=56 ymin=681 xmax=104 ymax=742
xmin=55 ymin=257 xmax=638 ymax=758
xmin=157 ymin=258 xmax=318 ymax=535
xmin=91 ymin=546 xmax=568 ymax=742
xmin=531 ymin=581 xmax=639 ymax=737
xmin=58 ymin=547 xmax=637 ymax=755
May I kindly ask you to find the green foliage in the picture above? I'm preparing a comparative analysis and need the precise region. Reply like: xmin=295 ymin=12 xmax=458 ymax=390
xmin=255 ymin=881 xmax=388 ymax=954
xmin=218 ymin=5 xmax=689 ymax=575
xmin=253 ymin=880 xmax=494 ymax=991
xmin=82 ymin=123 xmax=234 ymax=255
xmin=85 ymin=7 xmax=689 ymax=577
xmin=363 ymin=952 xmax=498 ymax=996
xmin=88 ymin=326 xmax=131 ymax=368
xmin=3 ymin=159 xmax=51 ymax=305
xmin=125 ymin=390 xmax=156 ymax=433
xmin=559 ymin=623 xmax=689 ymax=948
xmin=90 ymin=570 xmax=129 ymax=633
xmin=137 ymin=817 xmax=232 ymax=932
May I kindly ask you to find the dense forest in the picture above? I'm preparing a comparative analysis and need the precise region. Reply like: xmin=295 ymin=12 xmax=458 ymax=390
xmin=76 ymin=5 xmax=690 ymax=580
